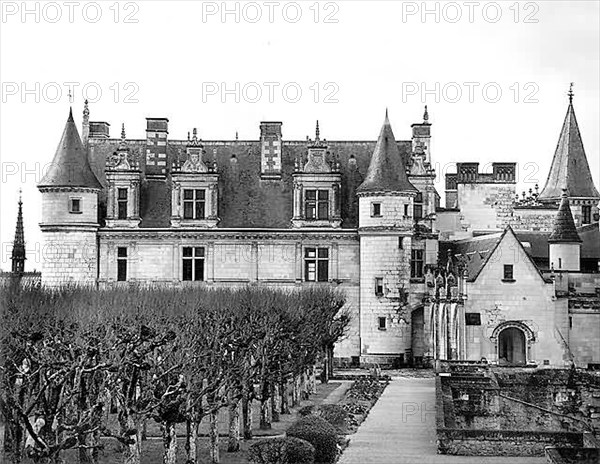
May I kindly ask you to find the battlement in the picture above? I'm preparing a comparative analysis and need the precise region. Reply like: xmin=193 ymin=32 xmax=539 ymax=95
xmin=455 ymin=162 xmax=516 ymax=184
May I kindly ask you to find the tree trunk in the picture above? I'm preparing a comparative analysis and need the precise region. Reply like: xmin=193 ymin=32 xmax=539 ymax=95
xmin=141 ymin=418 xmax=148 ymax=441
xmin=0 ymin=414 xmax=6 ymax=464
xmin=162 ymin=421 xmax=177 ymax=464
xmin=309 ymin=366 xmax=317 ymax=394
xmin=209 ymin=410 xmax=219 ymax=464
xmin=280 ymin=380 xmax=290 ymax=415
xmin=259 ymin=381 xmax=271 ymax=430
xmin=227 ymin=397 xmax=240 ymax=452
xmin=77 ymin=432 xmax=95 ymax=464
xmin=184 ymin=420 xmax=198 ymax=464
xmin=271 ymin=384 xmax=280 ymax=423
xmin=322 ymin=350 xmax=330 ymax=384
xmin=122 ymin=413 xmax=142 ymax=464
xmin=241 ymin=394 xmax=252 ymax=440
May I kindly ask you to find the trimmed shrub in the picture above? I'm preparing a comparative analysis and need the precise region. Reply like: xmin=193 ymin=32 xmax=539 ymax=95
xmin=287 ymin=415 xmax=338 ymax=464
xmin=248 ymin=437 xmax=315 ymax=464
xmin=316 ymin=404 xmax=348 ymax=433
xmin=298 ymin=405 xmax=315 ymax=417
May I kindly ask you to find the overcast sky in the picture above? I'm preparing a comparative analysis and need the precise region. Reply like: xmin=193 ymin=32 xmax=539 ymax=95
xmin=1 ymin=0 xmax=599 ymax=271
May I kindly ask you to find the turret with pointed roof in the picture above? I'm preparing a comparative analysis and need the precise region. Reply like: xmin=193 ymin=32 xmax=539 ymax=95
xmin=11 ymin=191 xmax=25 ymax=274
xmin=38 ymin=108 xmax=102 ymax=189
xmin=357 ymin=111 xmax=417 ymax=194
xmin=549 ymin=190 xmax=582 ymax=271
xmin=549 ymin=190 xmax=582 ymax=243
xmin=538 ymin=87 xmax=600 ymax=202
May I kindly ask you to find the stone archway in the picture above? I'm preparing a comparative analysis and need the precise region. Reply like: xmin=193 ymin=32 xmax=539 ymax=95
xmin=491 ymin=321 xmax=535 ymax=365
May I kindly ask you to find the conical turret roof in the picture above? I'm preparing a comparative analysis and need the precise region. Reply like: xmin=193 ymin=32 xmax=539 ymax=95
xmin=357 ymin=111 xmax=417 ymax=194
xmin=548 ymin=191 xmax=582 ymax=243
xmin=538 ymin=93 xmax=599 ymax=201
xmin=38 ymin=109 xmax=102 ymax=189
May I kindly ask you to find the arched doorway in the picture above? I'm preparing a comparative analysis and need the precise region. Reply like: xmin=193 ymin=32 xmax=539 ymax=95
xmin=498 ymin=327 xmax=526 ymax=365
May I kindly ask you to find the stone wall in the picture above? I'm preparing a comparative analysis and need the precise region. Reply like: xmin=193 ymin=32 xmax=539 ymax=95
xmin=97 ymin=230 xmax=361 ymax=360
xmin=457 ymin=182 xmax=515 ymax=231
xmin=435 ymin=370 xmax=598 ymax=457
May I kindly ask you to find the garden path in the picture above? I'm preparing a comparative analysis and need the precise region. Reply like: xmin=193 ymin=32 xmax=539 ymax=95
xmin=338 ymin=376 xmax=546 ymax=464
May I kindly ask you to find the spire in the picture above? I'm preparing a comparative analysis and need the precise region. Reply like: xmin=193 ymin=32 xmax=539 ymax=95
xmin=548 ymin=190 xmax=582 ymax=243
xmin=38 ymin=109 xmax=102 ymax=189
xmin=11 ymin=189 xmax=26 ymax=274
xmin=538 ymin=87 xmax=600 ymax=201
xmin=82 ymin=99 xmax=90 ymax=148
xmin=357 ymin=111 xmax=417 ymax=194
xmin=423 ymin=105 xmax=429 ymax=122
xmin=315 ymin=120 xmax=320 ymax=143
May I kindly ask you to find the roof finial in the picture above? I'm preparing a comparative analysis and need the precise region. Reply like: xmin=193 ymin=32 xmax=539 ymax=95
xmin=18 ymin=187 xmax=22 ymax=204
xmin=83 ymin=99 xmax=89 ymax=117
xmin=384 ymin=108 xmax=390 ymax=125
xmin=315 ymin=120 xmax=320 ymax=142
xmin=235 ymin=131 xmax=239 ymax=141
xmin=568 ymin=82 xmax=574 ymax=104
xmin=423 ymin=105 xmax=429 ymax=122
xmin=192 ymin=127 xmax=198 ymax=143
xmin=121 ymin=123 xmax=126 ymax=141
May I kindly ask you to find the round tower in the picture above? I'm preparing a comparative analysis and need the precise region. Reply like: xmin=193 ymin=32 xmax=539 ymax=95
xmin=37 ymin=108 xmax=102 ymax=287
xmin=356 ymin=110 xmax=418 ymax=365
xmin=549 ymin=190 xmax=581 ymax=271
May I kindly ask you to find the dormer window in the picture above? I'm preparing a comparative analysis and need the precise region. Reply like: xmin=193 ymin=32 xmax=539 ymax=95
xmin=305 ymin=190 xmax=329 ymax=220
xmin=69 ymin=198 xmax=81 ymax=214
xmin=117 ymin=188 xmax=128 ymax=220
xmin=183 ymin=189 xmax=206 ymax=220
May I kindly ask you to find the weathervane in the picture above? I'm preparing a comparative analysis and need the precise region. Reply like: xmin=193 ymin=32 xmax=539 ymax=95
xmin=568 ymin=82 xmax=574 ymax=104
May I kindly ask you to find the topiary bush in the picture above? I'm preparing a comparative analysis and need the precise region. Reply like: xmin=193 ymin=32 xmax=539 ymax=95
xmin=248 ymin=436 xmax=315 ymax=464
xmin=315 ymin=404 xmax=348 ymax=433
xmin=298 ymin=405 xmax=315 ymax=417
xmin=287 ymin=415 xmax=338 ymax=464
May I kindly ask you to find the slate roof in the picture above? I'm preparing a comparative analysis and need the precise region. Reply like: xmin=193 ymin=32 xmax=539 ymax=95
xmin=440 ymin=232 xmax=503 ymax=281
xmin=357 ymin=112 xmax=417 ymax=194
xmin=38 ymin=109 xmax=102 ymax=189
xmin=515 ymin=224 xmax=599 ymax=260
xmin=548 ymin=193 xmax=582 ymax=243
xmin=88 ymin=136 xmax=413 ymax=229
xmin=538 ymin=99 xmax=600 ymax=201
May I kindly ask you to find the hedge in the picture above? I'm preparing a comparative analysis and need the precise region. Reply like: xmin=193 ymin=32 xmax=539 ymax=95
xmin=286 ymin=415 xmax=338 ymax=464
xmin=248 ymin=436 xmax=315 ymax=464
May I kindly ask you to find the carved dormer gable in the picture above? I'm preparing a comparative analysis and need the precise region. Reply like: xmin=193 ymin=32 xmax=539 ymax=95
xmin=181 ymin=128 xmax=209 ymax=173
xmin=170 ymin=128 xmax=219 ymax=228
xmin=292 ymin=121 xmax=342 ymax=228
xmin=105 ymin=124 xmax=141 ymax=228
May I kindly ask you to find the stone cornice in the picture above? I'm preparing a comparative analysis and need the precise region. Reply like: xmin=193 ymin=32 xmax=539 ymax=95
xmin=98 ymin=228 xmax=359 ymax=241
xmin=38 ymin=187 xmax=100 ymax=194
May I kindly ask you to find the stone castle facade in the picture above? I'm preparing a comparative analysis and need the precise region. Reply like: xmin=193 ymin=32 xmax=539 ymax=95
xmin=32 ymin=90 xmax=600 ymax=368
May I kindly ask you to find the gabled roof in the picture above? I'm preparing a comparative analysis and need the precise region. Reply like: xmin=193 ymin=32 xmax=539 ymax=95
xmin=38 ymin=109 xmax=102 ymax=189
xmin=441 ymin=226 xmax=549 ymax=283
xmin=548 ymin=192 xmax=582 ymax=243
xmin=357 ymin=112 xmax=417 ymax=194
xmin=538 ymin=97 xmax=600 ymax=201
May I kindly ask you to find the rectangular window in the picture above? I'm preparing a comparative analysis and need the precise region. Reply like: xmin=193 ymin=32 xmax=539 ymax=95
xmin=414 ymin=193 xmax=423 ymax=220
xmin=378 ymin=316 xmax=387 ymax=330
xmin=183 ymin=189 xmax=206 ymax=220
xmin=398 ymin=237 xmax=404 ymax=249
xmin=404 ymin=204 xmax=409 ymax=217
xmin=465 ymin=313 xmax=481 ymax=326
xmin=411 ymin=249 xmax=424 ymax=278
xmin=117 ymin=247 xmax=127 ymax=281
xmin=375 ymin=277 xmax=384 ymax=296
xmin=304 ymin=247 xmax=329 ymax=282
xmin=182 ymin=247 xmax=205 ymax=281
xmin=503 ymin=264 xmax=514 ymax=281
xmin=582 ymin=205 xmax=591 ymax=224
xmin=117 ymin=188 xmax=128 ymax=220
xmin=372 ymin=202 xmax=382 ymax=217
xmin=305 ymin=190 xmax=329 ymax=220
xmin=69 ymin=198 xmax=81 ymax=214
